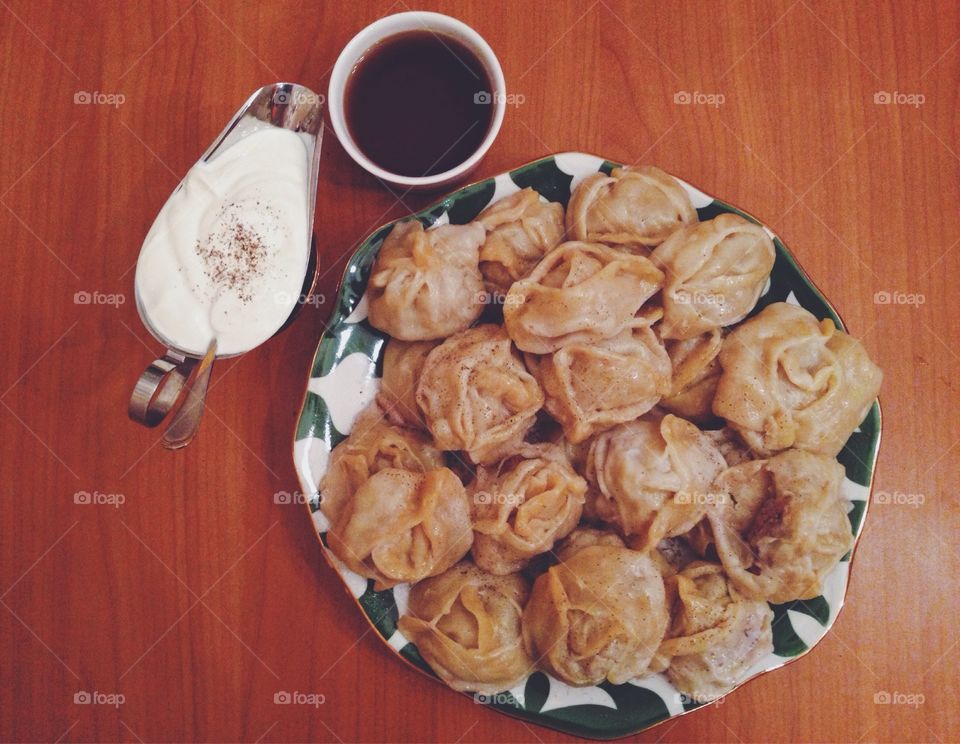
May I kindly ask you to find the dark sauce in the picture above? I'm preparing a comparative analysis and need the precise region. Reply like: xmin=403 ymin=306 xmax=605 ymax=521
xmin=345 ymin=30 xmax=494 ymax=178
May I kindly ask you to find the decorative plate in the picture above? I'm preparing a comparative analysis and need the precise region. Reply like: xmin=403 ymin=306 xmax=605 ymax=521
xmin=292 ymin=153 xmax=881 ymax=740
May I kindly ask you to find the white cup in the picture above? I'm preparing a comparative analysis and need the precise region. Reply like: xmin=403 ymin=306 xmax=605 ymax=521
xmin=328 ymin=11 xmax=506 ymax=191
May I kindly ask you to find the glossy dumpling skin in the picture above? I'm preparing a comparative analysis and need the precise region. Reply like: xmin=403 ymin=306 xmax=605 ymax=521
xmin=397 ymin=562 xmax=533 ymax=694
xmin=476 ymin=188 xmax=565 ymax=293
xmin=470 ymin=444 xmax=587 ymax=574
xmin=706 ymin=449 xmax=853 ymax=603
xmin=656 ymin=561 xmax=773 ymax=701
xmin=653 ymin=214 xmax=775 ymax=340
xmin=378 ymin=338 xmax=439 ymax=429
xmin=713 ymin=302 xmax=882 ymax=457
xmin=416 ymin=324 xmax=544 ymax=464
xmin=567 ymin=166 xmax=697 ymax=246
xmin=659 ymin=329 xmax=723 ymax=424
xmin=503 ymin=241 xmax=663 ymax=354
xmin=585 ymin=414 xmax=727 ymax=551
xmin=367 ymin=220 xmax=486 ymax=340
xmin=526 ymin=317 xmax=671 ymax=443
xmin=319 ymin=405 xmax=443 ymax=527
xmin=325 ymin=467 xmax=473 ymax=590
xmin=522 ymin=544 xmax=668 ymax=686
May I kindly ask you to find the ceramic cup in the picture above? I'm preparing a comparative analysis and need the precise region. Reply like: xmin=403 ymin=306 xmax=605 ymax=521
xmin=328 ymin=11 xmax=506 ymax=191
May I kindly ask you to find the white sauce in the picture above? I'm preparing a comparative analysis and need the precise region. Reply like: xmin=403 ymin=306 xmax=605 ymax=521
xmin=135 ymin=122 xmax=310 ymax=356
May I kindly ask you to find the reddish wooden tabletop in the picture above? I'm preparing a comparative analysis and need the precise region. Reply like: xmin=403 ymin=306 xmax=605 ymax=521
xmin=1 ymin=1 xmax=958 ymax=742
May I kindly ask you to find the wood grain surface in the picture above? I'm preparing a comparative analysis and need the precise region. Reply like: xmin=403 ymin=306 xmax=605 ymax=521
xmin=1 ymin=1 xmax=958 ymax=742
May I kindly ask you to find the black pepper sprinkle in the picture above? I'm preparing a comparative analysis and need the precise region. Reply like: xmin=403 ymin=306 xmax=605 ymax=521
xmin=194 ymin=203 xmax=272 ymax=304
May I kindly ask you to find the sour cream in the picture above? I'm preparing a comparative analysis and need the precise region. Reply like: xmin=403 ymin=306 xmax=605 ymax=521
xmin=135 ymin=122 xmax=310 ymax=356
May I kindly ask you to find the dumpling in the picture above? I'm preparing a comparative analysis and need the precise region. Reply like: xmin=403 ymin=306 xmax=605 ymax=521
xmin=554 ymin=526 xmax=625 ymax=561
xmin=656 ymin=561 xmax=773 ymax=702
xmin=653 ymin=214 xmax=775 ymax=340
xmin=522 ymin=544 xmax=668 ymax=685
xmin=659 ymin=329 xmax=723 ymax=424
xmin=704 ymin=427 xmax=755 ymax=467
xmin=416 ymin=325 xmax=544 ymax=465
xmin=526 ymin=316 xmax=671 ymax=443
xmin=470 ymin=444 xmax=587 ymax=574
xmin=476 ymin=188 xmax=565 ymax=293
xmin=378 ymin=338 xmax=439 ymax=429
xmin=567 ymin=166 xmax=697 ymax=246
xmin=648 ymin=535 xmax=699 ymax=578
xmin=684 ymin=428 xmax=757 ymax=557
xmin=325 ymin=467 xmax=473 ymax=590
xmin=503 ymin=241 xmax=663 ymax=354
xmin=367 ymin=220 xmax=486 ymax=340
xmin=585 ymin=414 xmax=726 ymax=551
xmin=397 ymin=562 xmax=533 ymax=693
xmin=320 ymin=405 xmax=443 ymax=526
xmin=706 ymin=449 xmax=853 ymax=603
xmin=712 ymin=302 xmax=882 ymax=457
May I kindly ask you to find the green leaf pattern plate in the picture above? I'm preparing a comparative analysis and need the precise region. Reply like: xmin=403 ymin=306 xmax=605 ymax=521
xmin=292 ymin=153 xmax=881 ymax=739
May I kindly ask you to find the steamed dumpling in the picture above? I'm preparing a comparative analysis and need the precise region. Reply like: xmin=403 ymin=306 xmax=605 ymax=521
xmin=713 ymin=302 xmax=882 ymax=457
xmin=378 ymin=338 xmax=439 ymax=429
xmin=653 ymin=214 xmax=775 ymax=340
xmin=526 ymin=316 xmax=671 ymax=443
xmin=659 ymin=329 xmax=723 ymax=424
xmin=320 ymin=405 xmax=443 ymax=526
xmin=325 ymin=467 xmax=473 ymax=590
xmin=522 ymin=544 xmax=668 ymax=685
xmin=704 ymin=426 xmax=756 ymax=467
xmin=398 ymin=562 xmax=533 ymax=693
xmin=503 ymin=241 xmax=663 ymax=354
xmin=416 ymin=325 xmax=544 ymax=464
xmin=470 ymin=444 xmax=586 ymax=574
xmin=706 ymin=449 xmax=853 ymax=603
xmin=656 ymin=561 xmax=773 ymax=701
xmin=367 ymin=220 xmax=486 ymax=340
xmin=585 ymin=414 xmax=727 ymax=551
xmin=567 ymin=166 xmax=697 ymax=246
xmin=554 ymin=526 xmax=626 ymax=561
xmin=476 ymin=188 xmax=565 ymax=293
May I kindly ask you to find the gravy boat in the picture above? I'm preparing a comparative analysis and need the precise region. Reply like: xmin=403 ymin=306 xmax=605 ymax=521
xmin=129 ymin=83 xmax=324 ymax=429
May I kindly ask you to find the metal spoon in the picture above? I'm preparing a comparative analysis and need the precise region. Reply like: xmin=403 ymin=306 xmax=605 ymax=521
xmin=161 ymin=337 xmax=217 ymax=449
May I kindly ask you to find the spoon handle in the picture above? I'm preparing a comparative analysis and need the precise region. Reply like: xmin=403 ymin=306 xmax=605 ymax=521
xmin=162 ymin=339 xmax=217 ymax=450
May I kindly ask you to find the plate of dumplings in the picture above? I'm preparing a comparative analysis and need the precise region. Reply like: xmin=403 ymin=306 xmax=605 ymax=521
xmin=293 ymin=153 xmax=882 ymax=739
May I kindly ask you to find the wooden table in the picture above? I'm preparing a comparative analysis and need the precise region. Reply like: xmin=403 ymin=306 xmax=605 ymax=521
xmin=1 ymin=1 xmax=957 ymax=741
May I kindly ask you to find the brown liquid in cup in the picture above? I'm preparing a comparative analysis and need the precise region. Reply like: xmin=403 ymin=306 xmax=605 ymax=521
xmin=345 ymin=30 xmax=494 ymax=178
